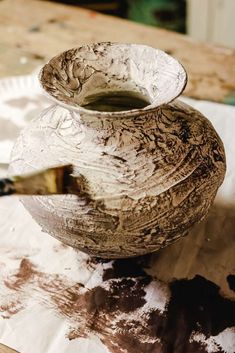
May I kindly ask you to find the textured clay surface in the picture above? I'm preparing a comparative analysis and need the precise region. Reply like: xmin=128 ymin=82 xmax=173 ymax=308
xmin=10 ymin=43 xmax=226 ymax=258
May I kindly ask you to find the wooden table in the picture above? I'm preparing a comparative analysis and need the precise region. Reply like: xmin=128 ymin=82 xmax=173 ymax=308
xmin=0 ymin=0 xmax=235 ymax=104
xmin=0 ymin=343 xmax=19 ymax=353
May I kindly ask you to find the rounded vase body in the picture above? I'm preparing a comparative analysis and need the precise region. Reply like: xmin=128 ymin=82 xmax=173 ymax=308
xmin=10 ymin=43 xmax=226 ymax=258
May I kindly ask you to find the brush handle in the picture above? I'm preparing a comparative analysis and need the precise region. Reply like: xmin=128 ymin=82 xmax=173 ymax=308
xmin=0 ymin=165 xmax=80 ymax=197
xmin=0 ymin=178 xmax=16 ymax=196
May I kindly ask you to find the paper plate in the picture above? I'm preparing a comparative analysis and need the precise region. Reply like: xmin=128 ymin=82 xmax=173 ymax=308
xmin=0 ymin=74 xmax=50 ymax=164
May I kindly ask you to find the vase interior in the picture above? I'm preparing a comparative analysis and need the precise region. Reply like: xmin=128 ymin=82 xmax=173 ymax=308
xmin=40 ymin=42 xmax=187 ymax=113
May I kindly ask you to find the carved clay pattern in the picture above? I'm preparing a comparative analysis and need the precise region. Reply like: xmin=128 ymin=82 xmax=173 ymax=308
xmin=40 ymin=42 xmax=187 ymax=109
xmin=10 ymin=43 xmax=226 ymax=258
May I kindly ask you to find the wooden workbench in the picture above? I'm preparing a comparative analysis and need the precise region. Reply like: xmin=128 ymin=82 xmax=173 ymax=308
xmin=0 ymin=0 xmax=235 ymax=104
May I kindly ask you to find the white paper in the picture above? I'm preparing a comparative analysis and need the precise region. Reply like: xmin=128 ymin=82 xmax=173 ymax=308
xmin=0 ymin=75 xmax=234 ymax=353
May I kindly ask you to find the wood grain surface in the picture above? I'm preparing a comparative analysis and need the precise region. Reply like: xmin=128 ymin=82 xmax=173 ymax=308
xmin=0 ymin=0 xmax=235 ymax=104
xmin=0 ymin=343 xmax=19 ymax=353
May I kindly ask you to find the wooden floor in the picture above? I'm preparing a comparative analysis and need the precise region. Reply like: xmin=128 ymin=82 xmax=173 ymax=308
xmin=0 ymin=0 xmax=234 ymax=104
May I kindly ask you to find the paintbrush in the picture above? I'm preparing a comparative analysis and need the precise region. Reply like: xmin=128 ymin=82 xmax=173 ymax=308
xmin=0 ymin=165 xmax=81 ymax=197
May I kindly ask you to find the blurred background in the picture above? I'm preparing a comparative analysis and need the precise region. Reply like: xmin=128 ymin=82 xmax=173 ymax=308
xmin=0 ymin=0 xmax=234 ymax=104
xmin=50 ymin=0 xmax=235 ymax=48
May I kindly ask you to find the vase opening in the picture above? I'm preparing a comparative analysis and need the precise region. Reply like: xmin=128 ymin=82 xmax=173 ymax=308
xmin=80 ymin=90 xmax=150 ymax=112
xmin=40 ymin=42 xmax=187 ymax=114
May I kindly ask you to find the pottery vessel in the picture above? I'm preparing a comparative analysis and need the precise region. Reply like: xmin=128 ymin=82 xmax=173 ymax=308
xmin=10 ymin=43 xmax=226 ymax=258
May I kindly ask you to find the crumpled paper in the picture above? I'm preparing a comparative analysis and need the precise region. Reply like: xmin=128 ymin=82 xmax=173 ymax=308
xmin=0 ymin=75 xmax=234 ymax=353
